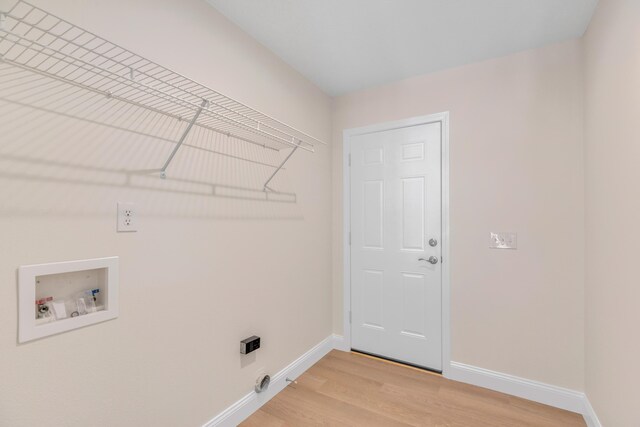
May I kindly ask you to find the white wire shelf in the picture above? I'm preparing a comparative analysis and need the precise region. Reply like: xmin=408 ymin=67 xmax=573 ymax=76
xmin=0 ymin=1 xmax=325 ymax=187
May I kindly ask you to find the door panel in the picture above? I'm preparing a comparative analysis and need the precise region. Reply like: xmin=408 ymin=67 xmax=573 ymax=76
xmin=361 ymin=269 xmax=384 ymax=329
xmin=350 ymin=122 xmax=442 ymax=370
xmin=401 ymin=176 xmax=425 ymax=251
xmin=362 ymin=180 xmax=384 ymax=249
xmin=401 ymin=272 xmax=426 ymax=338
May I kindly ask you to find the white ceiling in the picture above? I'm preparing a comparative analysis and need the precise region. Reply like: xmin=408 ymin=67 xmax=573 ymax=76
xmin=206 ymin=0 xmax=598 ymax=96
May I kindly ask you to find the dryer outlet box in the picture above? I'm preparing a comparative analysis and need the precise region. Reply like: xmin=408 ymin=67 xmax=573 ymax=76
xmin=240 ymin=336 xmax=260 ymax=354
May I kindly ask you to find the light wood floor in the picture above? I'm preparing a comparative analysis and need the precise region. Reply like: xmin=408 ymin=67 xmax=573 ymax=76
xmin=240 ymin=350 xmax=586 ymax=427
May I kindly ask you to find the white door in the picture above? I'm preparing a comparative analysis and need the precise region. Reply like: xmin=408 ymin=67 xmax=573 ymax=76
xmin=350 ymin=122 xmax=442 ymax=371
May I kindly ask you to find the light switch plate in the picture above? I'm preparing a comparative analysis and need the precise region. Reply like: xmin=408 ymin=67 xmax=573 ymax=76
xmin=489 ymin=232 xmax=517 ymax=249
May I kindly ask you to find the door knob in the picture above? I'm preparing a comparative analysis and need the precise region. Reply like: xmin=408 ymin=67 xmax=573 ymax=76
xmin=419 ymin=256 xmax=438 ymax=265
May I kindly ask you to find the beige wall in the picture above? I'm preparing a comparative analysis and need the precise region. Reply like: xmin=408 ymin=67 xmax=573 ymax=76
xmin=584 ymin=0 xmax=640 ymax=425
xmin=0 ymin=1 xmax=332 ymax=426
xmin=332 ymin=40 xmax=585 ymax=390
xmin=6 ymin=0 xmax=637 ymax=424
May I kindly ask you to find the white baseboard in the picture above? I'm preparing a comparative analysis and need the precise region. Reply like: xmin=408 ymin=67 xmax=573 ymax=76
xmin=446 ymin=362 xmax=584 ymax=413
xmin=203 ymin=335 xmax=335 ymax=427
xmin=331 ymin=333 xmax=349 ymax=351
xmin=582 ymin=396 xmax=603 ymax=427
xmin=447 ymin=361 xmax=603 ymax=425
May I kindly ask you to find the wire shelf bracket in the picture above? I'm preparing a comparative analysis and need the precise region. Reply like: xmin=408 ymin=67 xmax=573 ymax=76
xmin=264 ymin=142 xmax=300 ymax=191
xmin=0 ymin=1 xmax=326 ymax=190
xmin=160 ymin=98 xmax=209 ymax=179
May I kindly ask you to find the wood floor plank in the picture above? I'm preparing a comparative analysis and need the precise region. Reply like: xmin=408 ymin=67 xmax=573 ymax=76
xmin=322 ymin=353 xmax=442 ymax=396
xmin=311 ymin=365 xmax=437 ymax=426
xmin=239 ymin=351 xmax=586 ymax=427
xmin=263 ymin=385 xmax=408 ymax=427
xmin=240 ymin=408 xmax=287 ymax=427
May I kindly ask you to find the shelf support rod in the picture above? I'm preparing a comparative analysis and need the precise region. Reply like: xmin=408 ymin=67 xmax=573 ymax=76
xmin=263 ymin=141 xmax=301 ymax=190
xmin=160 ymin=99 xmax=209 ymax=178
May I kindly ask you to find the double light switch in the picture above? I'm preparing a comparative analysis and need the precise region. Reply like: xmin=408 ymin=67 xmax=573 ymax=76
xmin=489 ymin=232 xmax=517 ymax=249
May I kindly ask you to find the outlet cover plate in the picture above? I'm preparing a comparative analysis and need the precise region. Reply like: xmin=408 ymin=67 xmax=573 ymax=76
xmin=489 ymin=232 xmax=517 ymax=249
xmin=117 ymin=202 xmax=137 ymax=232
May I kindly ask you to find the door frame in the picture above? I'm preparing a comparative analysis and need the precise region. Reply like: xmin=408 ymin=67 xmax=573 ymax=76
xmin=342 ymin=112 xmax=450 ymax=376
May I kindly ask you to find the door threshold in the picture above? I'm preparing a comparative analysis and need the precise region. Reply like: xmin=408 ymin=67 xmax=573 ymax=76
xmin=350 ymin=349 xmax=442 ymax=375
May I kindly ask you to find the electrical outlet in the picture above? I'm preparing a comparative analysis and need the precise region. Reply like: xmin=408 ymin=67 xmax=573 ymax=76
xmin=117 ymin=202 xmax=137 ymax=232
